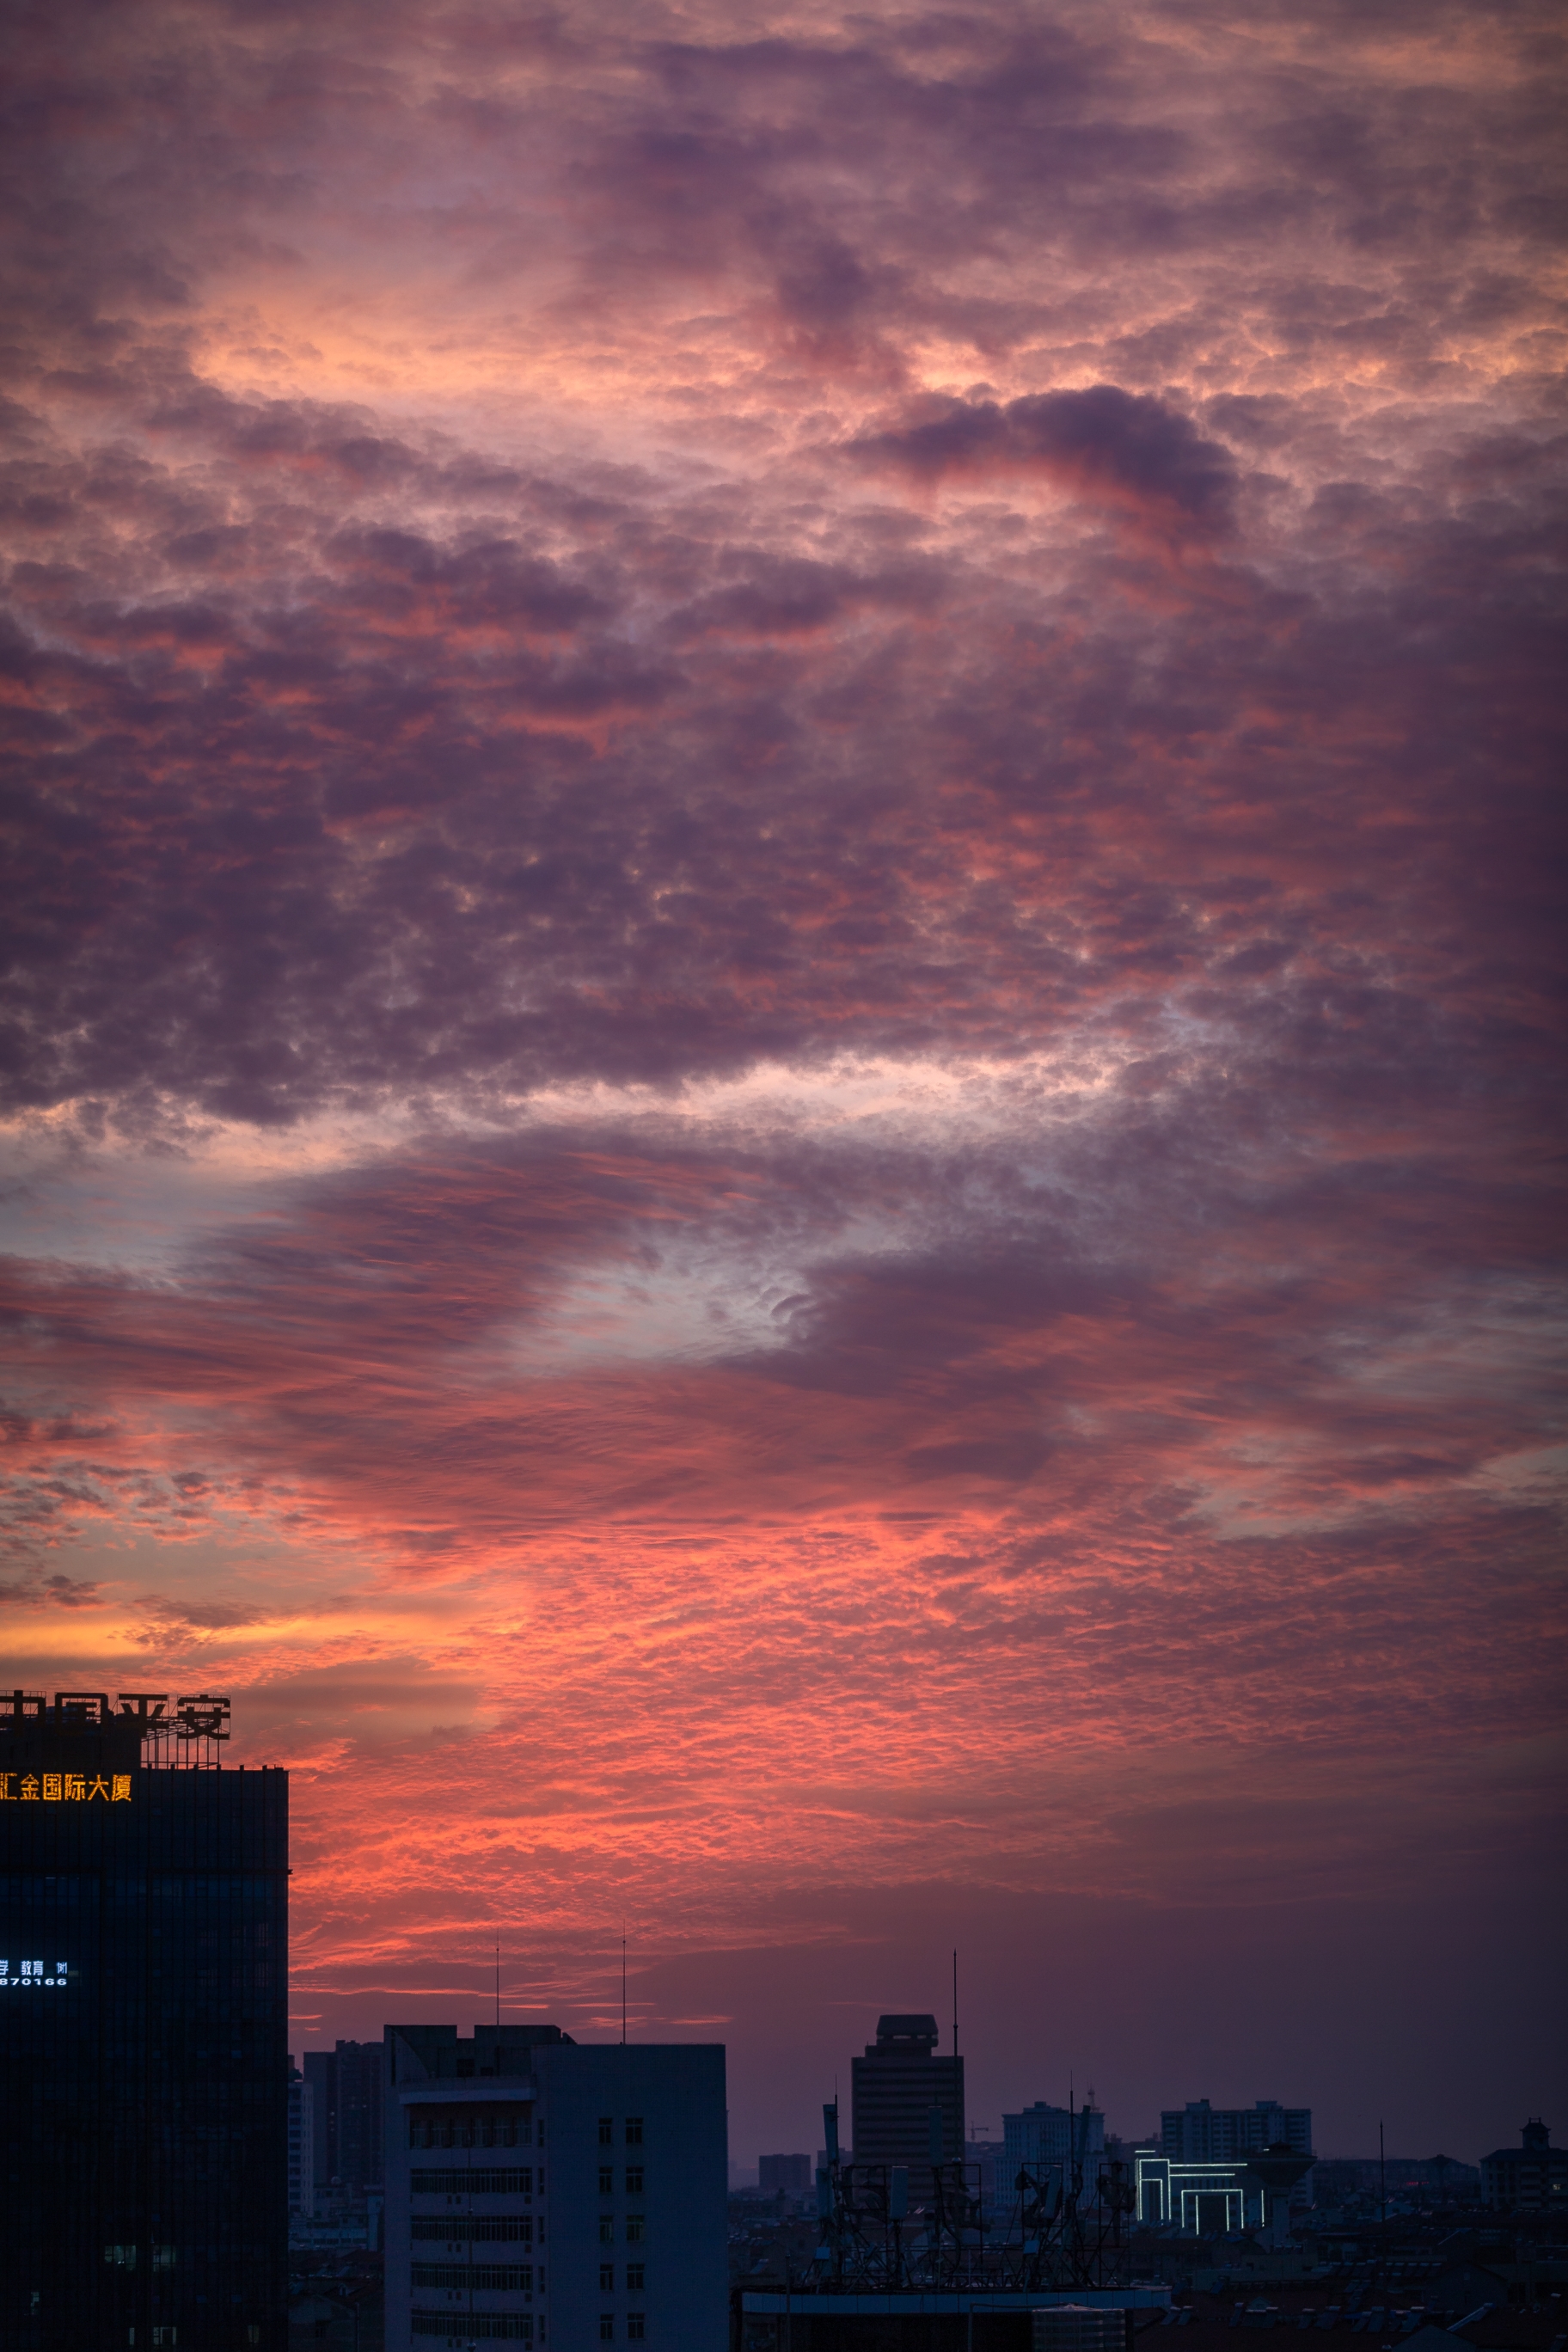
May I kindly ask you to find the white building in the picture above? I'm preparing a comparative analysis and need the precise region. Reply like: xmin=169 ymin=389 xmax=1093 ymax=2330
xmin=383 ymin=2022 xmax=727 ymax=2350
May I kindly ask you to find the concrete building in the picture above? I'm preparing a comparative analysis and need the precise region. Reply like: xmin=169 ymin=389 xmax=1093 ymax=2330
xmin=1480 ymin=2118 xmax=1567 ymax=2211
xmin=383 ymin=2020 xmax=727 ymax=2350
xmin=1002 ymin=2103 xmax=1106 ymax=2200
xmin=851 ymin=2013 xmax=964 ymax=2202
xmin=1159 ymin=2101 xmax=1312 ymax=2162
xmin=290 ymin=2058 xmax=317 ymax=2215
xmin=759 ymin=2152 xmax=812 ymax=2196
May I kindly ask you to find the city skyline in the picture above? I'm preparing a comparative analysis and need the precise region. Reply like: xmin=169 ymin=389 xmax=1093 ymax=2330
xmin=2 ymin=0 xmax=1562 ymax=2190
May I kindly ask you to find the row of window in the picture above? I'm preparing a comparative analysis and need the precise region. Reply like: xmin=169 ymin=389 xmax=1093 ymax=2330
xmin=599 ymin=2264 xmax=646 ymax=2292
xmin=598 ymin=2215 xmax=645 ymax=2243
xmin=411 ymin=2169 xmax=535 ymax=2196
xmin=600 ymin=2320 xmax=646 ymax=2343
xmin=412 ymin=2218 xmax=532 ymax=2243
xmin=598 ymin=2118 xmax=644 ymax=2147
xmin=412 ymin=2318 xmax=535 ymax=2343
xmin=411 ymin=2264 xmax=536 ymax=2290
xmin=411 ymin=2119 xmax=526 ymax=2148
xmin=599 ymin=2167 xmax=644 ymax=2193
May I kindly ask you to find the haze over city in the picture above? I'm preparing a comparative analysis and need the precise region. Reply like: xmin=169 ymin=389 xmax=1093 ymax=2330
xmin=2 ymin=0 xmax=1563 ymax=2172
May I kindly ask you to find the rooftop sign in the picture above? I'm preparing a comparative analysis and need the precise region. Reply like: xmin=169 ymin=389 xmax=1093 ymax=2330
xmin=1 ymin=1692 xmax=230 ymax=1742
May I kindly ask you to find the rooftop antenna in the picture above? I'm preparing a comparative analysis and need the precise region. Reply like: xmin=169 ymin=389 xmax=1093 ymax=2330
xmin=622 ymin=1924 xmax=627 ymax=2047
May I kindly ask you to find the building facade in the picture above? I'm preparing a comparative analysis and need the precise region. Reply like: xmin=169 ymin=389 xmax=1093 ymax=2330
xmin=1002 ymin=2103 xmax=1106 ymax=2199
xmin=1159 ymin=2101 xmax=1312 ymax=2162
xmin=289 ymin=2062 xmax=317 ymax=2216
xmin=758 ymin=2153 xmax=812 ymax=2197
xmin=0 ymin=1687 xmax=288 ymax=2350
xmin=1481 ymin=2120 xmax=1567 ymax=2212
xmin=303 ymin=2037 xmax=386 ymax=2203
xmin=850 ymin=2014 xmax=965 ymax=2203
xmin=383 ymin=2022 xmax=728 ymax=2350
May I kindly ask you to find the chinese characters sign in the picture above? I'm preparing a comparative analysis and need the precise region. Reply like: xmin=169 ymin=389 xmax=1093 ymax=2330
xmin=0 ymin=1691 xmax=230 ymax=1738
xmin=0 ymin=1960 xmax=70 ymax=1989
xmin=0 ymin=1773 xmax=132 ymax=1801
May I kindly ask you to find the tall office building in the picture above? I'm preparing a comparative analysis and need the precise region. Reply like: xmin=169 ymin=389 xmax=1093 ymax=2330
xmin=0 ymin=1687 xmax=287 ymax=2349
xmin=383 ymin=2021 xmax=728 ymax=2349
xmin=850 ymin=2013 xmax=964 ymax=2202
xmin=303 ymin=2037 xmax=386 ymax=2202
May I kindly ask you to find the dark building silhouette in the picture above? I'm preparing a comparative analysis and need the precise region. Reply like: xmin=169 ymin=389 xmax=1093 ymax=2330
xmin=1481 ymin=2117 xmax=1567 ymax=2210
xmin=303 ymin=2037 xmax=385 ymax=2202
xmin=0 ymin=1688 xmax=287 ymax=2351
xmin=759 ymin=2151 xmax=812 ymax=2196
xmin=851 ymin=2013 xmax=964 ymax=2201
xmin=1160 ymin=2099 xmax=1312 ymax=2160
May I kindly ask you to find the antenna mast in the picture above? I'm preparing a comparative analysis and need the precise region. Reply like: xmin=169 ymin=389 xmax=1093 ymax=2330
xmin=495 ymin=1941 xmax=500 ymax=2030
xmin=622 ymin=1926 xmax=627 ymax=2046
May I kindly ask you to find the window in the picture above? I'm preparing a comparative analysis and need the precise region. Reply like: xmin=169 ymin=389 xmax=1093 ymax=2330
xmin=600 ymin=2321 xmax=616 ymax=2343
xmin=599 ymin=2165 xmax=615 ymax=2193
xmin=600 ymin=2263 xmax=615 ymax=2290
xmin=625 ymin=2166 xmax=644 ymax=2193
xmin=626 ymin=2263 xmax=645 ymax=2291
xmin=598 ymin=2117 xmax=615 ymax=2146
xmin=627 ymin=2319 xmax=646 ymax=2343
xmin=625 ymin=2214 xmax=645 ymax=2243
xmin=625 ymin=2117 xmax=643 ymax=2147
xmin=599 ymin=2214 xmax=615 ymax=2244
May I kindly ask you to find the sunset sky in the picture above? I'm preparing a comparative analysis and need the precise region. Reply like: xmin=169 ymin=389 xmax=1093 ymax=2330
xmin=2 ymin=0 xmax=1564 ymax=2165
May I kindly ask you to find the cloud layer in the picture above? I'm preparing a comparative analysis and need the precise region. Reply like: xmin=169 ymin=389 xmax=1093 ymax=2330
xmin=1 ymin=0 xmax=1564 ymax=2155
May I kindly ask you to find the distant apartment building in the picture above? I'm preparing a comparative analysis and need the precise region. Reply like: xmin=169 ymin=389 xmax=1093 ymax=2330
xmin=1003 ymin=2102 xmax=1106 ymax=2194
xmin=759 ymin=2152 xmax=812 ymax=2196
xmin=304 ymin=2036 xmax=386 ymax=2202
xmin=1160 ymin=2099 xmax=1312 ymax=2162
xmin=383 ymin=2020 xmax=727 ymax=2350
xmin=1136 ymin=2103 xmax=1314 ymax=2233
xmin=1481 ymin=2119 xmax=1567 ymax=2212
xmin=851 ymin=2014 xmax=964 ymax=2204
xmin=289 ymin=2059 xmax=316 ymax=2216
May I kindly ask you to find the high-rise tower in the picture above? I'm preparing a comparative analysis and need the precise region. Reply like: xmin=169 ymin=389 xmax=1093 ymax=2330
xmin=850 ymin=2012 xmax=965 ymax=2202
xmin=0 ymin=1688 xmax=287 ymax=2349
